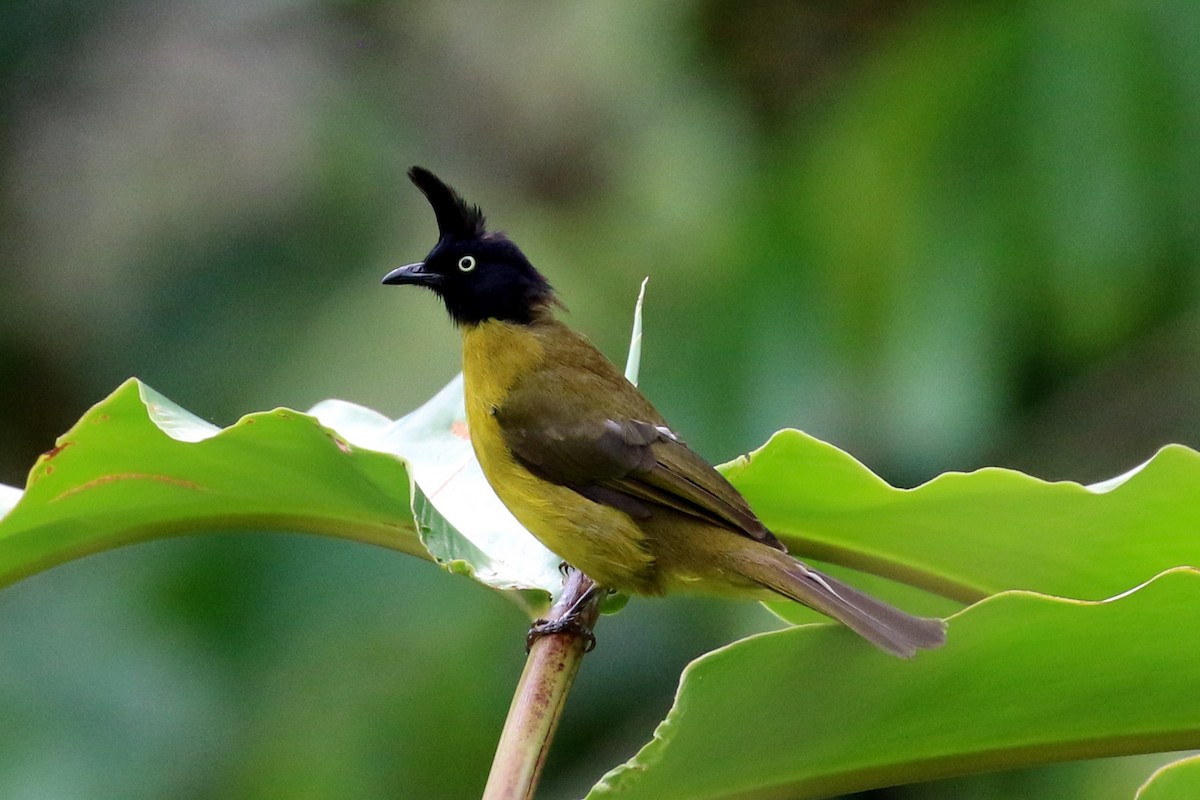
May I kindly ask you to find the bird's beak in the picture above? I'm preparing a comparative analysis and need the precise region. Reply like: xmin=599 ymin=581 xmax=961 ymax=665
xmin=381 ymin=262 xmax=441 ymax=287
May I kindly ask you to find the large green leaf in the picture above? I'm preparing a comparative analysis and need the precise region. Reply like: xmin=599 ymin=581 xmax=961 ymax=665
xmin=0 ymin=379 xmax=418 ymax=582
xmin=589 ymin=568 xmax=1200 ymax=800
xmin=723 ymin=430 xmax=1200 ymax=603
xmin=0 ymin=378 xmax=560 ymax=614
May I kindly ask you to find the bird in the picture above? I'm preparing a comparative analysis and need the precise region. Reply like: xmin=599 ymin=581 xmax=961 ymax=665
xmin=382 ymin=167 xmax=946 ymax=658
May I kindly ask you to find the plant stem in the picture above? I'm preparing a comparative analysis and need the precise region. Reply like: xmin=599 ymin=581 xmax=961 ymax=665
xmin=482 ymin=569 xmax=602 ymax=800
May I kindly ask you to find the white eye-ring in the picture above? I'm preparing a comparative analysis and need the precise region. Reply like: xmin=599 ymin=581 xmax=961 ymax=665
xmin=458 ymin=255 xmax=477 ymax=272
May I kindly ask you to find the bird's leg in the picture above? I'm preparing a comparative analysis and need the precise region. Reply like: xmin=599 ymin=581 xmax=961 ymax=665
xmin=526 ymin=568 xmax=602 ymax=653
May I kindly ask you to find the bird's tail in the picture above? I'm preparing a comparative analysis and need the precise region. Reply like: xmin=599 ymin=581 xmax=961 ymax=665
xmin=753 ymin=549 xmax=946 ymax=658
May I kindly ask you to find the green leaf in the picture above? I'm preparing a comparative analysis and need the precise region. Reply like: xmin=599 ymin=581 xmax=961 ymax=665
xmin=588 ymin=568 xmax=1200 ymax=800
xmin=0 ymin=379 xmax=418 ymax=586
xmin=1136 ymin=755 xmax=1200 ymax=800
xmin=721 ymin=430 xmax=1200 ymax=603
xmin=0 ymin=378 xmax=561 ymax=614
xmin=625 ymin=277 xmax=650 ymax=385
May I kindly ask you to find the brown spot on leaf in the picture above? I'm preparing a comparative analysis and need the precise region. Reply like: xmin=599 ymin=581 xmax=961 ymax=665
xmin=42 ymin=441 xmax=73 ymax=460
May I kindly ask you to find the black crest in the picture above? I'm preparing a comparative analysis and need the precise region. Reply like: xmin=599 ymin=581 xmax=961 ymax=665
xmin=408 ymin=166 xmax=486 ymax=241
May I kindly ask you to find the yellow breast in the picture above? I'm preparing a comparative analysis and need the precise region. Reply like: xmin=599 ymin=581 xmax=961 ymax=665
xmin=459 ymin=320 xmax=656 ymax=591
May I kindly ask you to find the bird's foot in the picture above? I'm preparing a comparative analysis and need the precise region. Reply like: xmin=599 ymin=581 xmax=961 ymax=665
xmin=526 ymin=615 xmax=597 ymax=654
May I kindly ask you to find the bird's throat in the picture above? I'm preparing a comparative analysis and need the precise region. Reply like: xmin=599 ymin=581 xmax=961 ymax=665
xmin=460 ymin=320 xmax=547 ymax=415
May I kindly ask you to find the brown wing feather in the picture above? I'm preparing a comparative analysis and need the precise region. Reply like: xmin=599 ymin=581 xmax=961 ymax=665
xmin=495 ymin=331 xmax=783 ymax=550
xmin=632 ymin=438 xmax=779 ymax=545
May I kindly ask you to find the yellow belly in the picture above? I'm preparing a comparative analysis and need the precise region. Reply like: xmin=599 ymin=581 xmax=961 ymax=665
xmin=460 ymin=320 xmax=657 ymax=592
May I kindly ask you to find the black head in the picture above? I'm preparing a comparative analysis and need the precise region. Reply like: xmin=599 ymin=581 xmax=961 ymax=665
xmin=382 ymin=167 xmax=558 ymax=326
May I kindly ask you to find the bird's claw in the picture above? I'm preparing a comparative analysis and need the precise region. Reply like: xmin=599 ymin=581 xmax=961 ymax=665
xmin=526 ymin=616 xmax=597 ymax=654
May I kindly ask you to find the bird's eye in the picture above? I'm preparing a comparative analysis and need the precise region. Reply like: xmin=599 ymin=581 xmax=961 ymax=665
xmin=458 ymin=255 xmax=477 ymax=272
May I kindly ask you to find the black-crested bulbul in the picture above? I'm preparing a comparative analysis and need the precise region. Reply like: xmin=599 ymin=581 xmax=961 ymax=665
xmin=383 ymin=167 xmax=946 ymax=657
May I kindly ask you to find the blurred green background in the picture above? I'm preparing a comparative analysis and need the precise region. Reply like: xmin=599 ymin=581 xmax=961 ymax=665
xmin=2 ymin=1 xmax=1198 ymax=798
